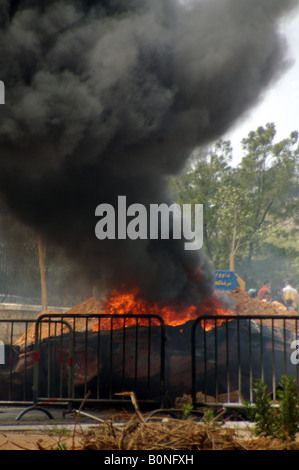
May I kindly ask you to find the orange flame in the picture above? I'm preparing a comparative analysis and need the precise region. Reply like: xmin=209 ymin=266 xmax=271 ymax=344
xmin=92 ymin=286 xmax=234 ymax=332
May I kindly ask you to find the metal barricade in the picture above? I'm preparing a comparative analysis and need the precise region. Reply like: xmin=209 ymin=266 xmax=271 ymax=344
xmin=17 ymin=313 xmax=165 ymax=418
xmin=191 ymin=314 xmax=299 ymax=408
xmin=0 ymin=318 xmax=36 ymax=404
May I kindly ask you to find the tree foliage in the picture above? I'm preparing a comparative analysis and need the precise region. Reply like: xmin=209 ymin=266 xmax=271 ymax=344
xmin=248 ymin=376 xmax=299 ymax=442
xmin=170 ymin=123 xmax=299 ymax=287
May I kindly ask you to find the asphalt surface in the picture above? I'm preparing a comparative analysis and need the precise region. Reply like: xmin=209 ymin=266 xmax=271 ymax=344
xmin=0 ymin=404 xmax=131 ymax=429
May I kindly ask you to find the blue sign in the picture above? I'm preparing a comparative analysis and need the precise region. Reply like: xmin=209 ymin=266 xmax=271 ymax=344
xmin=215 ymin=271 xmax=245 ymax=291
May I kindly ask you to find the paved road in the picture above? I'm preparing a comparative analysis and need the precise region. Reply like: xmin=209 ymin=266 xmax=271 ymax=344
xmin=0 ymin=404 xmax=127 ymax=428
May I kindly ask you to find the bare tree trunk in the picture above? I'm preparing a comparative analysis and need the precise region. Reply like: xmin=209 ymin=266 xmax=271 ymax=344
xmin=229 ymin=210 xmax=237 ymax=271
xmin=38 ymin=234 xmax=48 ymax=310
xmin=229 ymin=252 xmax=235 ymax=271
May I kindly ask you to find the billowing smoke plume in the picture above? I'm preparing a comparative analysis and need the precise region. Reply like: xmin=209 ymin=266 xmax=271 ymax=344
xmin=0 ymin=0 xmax=297 ymax=305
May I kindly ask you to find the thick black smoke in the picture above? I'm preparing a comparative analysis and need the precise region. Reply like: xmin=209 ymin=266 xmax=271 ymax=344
xmin=0 ymin=0 xmax=297 ymax=305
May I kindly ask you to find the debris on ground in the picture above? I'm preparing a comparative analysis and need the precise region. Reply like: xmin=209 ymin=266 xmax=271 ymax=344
xmin=1 ymin=414 xmax=298 ymax=450
xmin=227 ymin=288 xmax=297 ymax=335
xmin=175 ymin=390 xmax=243 ymax=408
xmin=227 ymin=288 xmax=289 ymax=316
xmin=76 ymin=414 xmax=299 ymax=451
xmin=0 ymin=429 xmax=81 ymax=451
xmin=74 ymin=391 xmax=299 ymax=451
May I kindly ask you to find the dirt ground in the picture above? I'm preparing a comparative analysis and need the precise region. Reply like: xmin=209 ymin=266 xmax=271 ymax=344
xmin=0 ymin=405 xmax=119 ymax=450
xmin=0 ymin=429 xmax=82 ymax=450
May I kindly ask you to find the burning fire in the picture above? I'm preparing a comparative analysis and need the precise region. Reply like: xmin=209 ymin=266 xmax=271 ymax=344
xmin=92 ymin=286 xmax=234 ymax=332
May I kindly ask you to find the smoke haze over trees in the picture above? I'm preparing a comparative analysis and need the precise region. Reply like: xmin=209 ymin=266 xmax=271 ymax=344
xmin=171 ymin=123 xmax=299 ymax=291
xmin=0 ymin=0 xmax=299 ymax=305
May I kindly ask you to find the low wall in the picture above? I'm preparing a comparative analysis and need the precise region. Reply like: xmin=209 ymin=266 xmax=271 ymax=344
xmin=0 ymin=303 xmax=69 ymax=344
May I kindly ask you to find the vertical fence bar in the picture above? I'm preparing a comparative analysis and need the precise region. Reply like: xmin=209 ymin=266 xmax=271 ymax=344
xmin=23 ymin=322 xmax=28 ymax=400
xmin=159 ymin=316 xmax=165 ymax=408
xmin=9 ymin=321 xmax=14 ymax=401
xmin=121 ymin=317 xmax=126 ymax=395
xmin=204 ymin=320 xmax=208 ymax=401
xmin=147 ymin=317 xmax=151 ymax=399
xmin=271 ymin=318 xmax=276 ymax=401
xmin=248 ymin=319 xmax=253 ymax=403
xmin=283 ymin=319 xmax=287 ymax=376
xmin=84 ymin=318 xmax=88 ymax=397
xmin=96 ymin=317 xmax=101 ymax=399
xmin=237 ymin=317 xmax=241 ymax=403
xmin=59 ymin=319 xmax=63 ymax=399
xmin=46 ymin=320 xmax=51 ymax=399
xmin=134 ymin=317 xmax=139 ymax=392
xmin=225 ymin=319 xmax=230 ymax=403
xmin=68 ymin=320 xmax=74 ymax=399
xmin=214 ymin=318 xmax=218 ymax=402
xmin=191 ymin=318 xmax=197 ymax=408
xmin=260 ymin=319 xmax=264 ymax=383
xmin=109 ymin=317 xmax=113 ymax=400
xmin=33 ymin=319 xmax=40 ymax=404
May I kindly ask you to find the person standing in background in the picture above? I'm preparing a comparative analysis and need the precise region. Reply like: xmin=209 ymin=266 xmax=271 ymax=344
xmin=258 ymin=280 xmax=271 ymax=301
xmin=282 ymin=279 xmax=298 ymax=309
xmin=272 ymin=288 xmax=285 ymax=305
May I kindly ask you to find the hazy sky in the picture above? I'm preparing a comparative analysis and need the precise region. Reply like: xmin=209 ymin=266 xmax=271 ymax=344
xmin=226 ymin=8 xmax=299 ymax=163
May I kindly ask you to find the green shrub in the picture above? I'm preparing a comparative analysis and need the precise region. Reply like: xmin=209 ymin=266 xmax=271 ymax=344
xmin=252 ymin=379 xmax=276 ymax=437
xmin=248 ymin=376 xmax=299 ymax=441
xmin=276 ymin=376 xmax=299 ymax=441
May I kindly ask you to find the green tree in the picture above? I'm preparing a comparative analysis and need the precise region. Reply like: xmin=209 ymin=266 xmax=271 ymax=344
xmin=276 ymin=376 xmax=299 ymax=441
xmin=251 ymin=379 xmax=276 ymax=437
xmin=237 ymin=123 xmax=299 ymax=274
xmin=170 ymin=123 xmax=299 ymax=284
xmin=248 ymin=376 xmax=299 ymax=442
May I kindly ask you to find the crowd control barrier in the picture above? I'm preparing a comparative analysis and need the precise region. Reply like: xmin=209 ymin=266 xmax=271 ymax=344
xmin=16 ymin=313 xmax=166 ymax=419
xmin=0 ymin=318 xmax=36 ymax=404
xmin=1 ymin=312 xmax=299 ymax=419
xmin=191 ymin=314 xmax=299 ymax=408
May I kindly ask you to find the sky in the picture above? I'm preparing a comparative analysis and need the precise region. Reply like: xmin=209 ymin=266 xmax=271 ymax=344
xmin=225 ymin=8 xmax=299 ymax=164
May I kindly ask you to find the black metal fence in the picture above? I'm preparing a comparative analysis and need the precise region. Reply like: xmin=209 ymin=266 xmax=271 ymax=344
xmin=1 ymin=313 xmax=299 ymax=417
xmin=0 ymin=318 xmax=36 ymax=403
xmin=191 ymin=314 xmax=299 ymax=407
xmin=24 ymin=313 xmax=166 ymax=412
